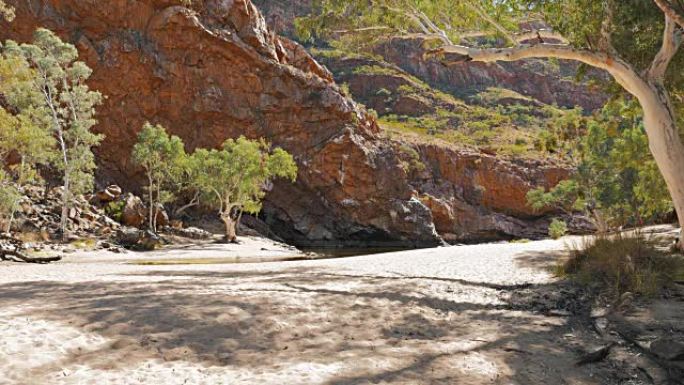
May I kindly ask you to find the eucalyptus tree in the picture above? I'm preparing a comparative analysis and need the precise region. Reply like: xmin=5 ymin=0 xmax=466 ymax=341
xmin=298 ymin=0 xmax=684 ymax=247
xmin=4 ymin=29 xmax=103 ymax=240
xmin=187 ymin=137 xmax=297 ymax=243
xmin=132 ymin=123 xmax=187 ymax=233
xmin=0 ymin=37 xmax=56 ymax=233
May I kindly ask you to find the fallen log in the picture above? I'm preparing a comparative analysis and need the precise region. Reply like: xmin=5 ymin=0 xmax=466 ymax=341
xmin=0 ymin=234 xmax=62 ymax=264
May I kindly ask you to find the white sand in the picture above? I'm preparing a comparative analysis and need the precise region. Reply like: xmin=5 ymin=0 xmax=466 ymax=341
xmin=0 ymin=235 xmax=618 ymax=384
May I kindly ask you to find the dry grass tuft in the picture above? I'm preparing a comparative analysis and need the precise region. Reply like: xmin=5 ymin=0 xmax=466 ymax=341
xmin=559 ymin=233 xmax=684 ymax=297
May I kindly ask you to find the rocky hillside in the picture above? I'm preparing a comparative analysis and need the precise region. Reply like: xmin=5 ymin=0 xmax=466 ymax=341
xmin=1 ymin=0 xmax=585 ymax=246
xmin=253 ymin=0 xmax=607 ymax=112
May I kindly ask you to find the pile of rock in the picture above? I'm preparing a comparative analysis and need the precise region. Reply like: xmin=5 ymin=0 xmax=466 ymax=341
xmin=95 ymin=187 xmax=170 ymax=229
xmin=7 ymin=183 xmax=218 ymax=253
xmin=14 ymin=185 xmax=122 ymax=240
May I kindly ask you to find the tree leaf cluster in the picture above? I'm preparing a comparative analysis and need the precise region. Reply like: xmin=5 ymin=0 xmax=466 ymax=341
xmin=0 ymin=28 xmax=103 ymax=237
xmin=527 ymin=98 xmax=672 ymax=230
xmin=133 ymin=125 xmax=298 ymax=237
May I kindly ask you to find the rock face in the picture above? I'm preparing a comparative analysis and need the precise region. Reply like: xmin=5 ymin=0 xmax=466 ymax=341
xmin=374 ymin=37 xmax=608 ymax=112
xmin=1 ymin=0 xmax=440 ymax=247
xmin=10 ymin=186 xmax=121 ymax=239
xmin=251 ymin=0 xmax=311 ymax=38
xmin=1 ymin=0 xmax=577 ymax=246
xmin=408 ymin=143 xmax=575 ymax=241
xmin=253 ymin=2 xmax=607 ymax=112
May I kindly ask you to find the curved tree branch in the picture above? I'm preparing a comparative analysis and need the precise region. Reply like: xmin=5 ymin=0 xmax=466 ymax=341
xmin=647 ymin=15 xmax=683 ymax=81
xmin=409 ymin=6 xmax=453 ymax=45
xmin=428 ymin=43 xmax=648 ymax=97
xmin=654 ymin=0 xmax=684 ymax=29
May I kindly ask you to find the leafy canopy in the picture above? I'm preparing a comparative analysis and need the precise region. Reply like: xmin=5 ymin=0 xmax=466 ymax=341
xmin=132 ymin=123 xmax=187 ymax=203
xmin=298 ymin=1 xmax=683 ymax=96
xmin=4 ymin=28 xmax=104 ymax=198
xmin=132 ymin=123 xmax=188 ymax=231
xmin=188 ymin=136 xmax=297 ymax=215
xmin=0 ymin=51 xmax=56 ymax=186
xmin=527 ymin=98 xmax=673 ymax=229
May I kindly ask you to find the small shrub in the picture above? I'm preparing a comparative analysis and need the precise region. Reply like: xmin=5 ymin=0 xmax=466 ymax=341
xmin=104 ymin=200 xmax=126 ymax=222
xmin=397 ymin=84 xmax=419 ymax=95
xmin=514 ymin=137 xmax=527 ymax=146
xmin=397 ymin=144 xmax=426 ymax=173
xmin=340 ymin=83 xmax=351 ymax=97
xmin=548 ymin=218 xmax=567 ymax=239
xmin=561 ymin=234 xmax=683 ymax=297
xmin=70 ymin=238 xmax=98 ymax=250
xmin=510 ymin=238 xmax=531 ymax=244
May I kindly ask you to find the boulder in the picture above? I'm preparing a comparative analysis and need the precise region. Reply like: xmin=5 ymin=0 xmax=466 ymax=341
xmin=115 ymin=228 xmax=161 ymax=251
xmin=650 ymin=339 xmax=684 ymax=361
xmin=121 ymin=194 xmax=146 ymax=228
xmin=154 ymin=204 xmax=169 ymax=228
xmin=96 ymin=185 xmax=123 ymax=202
xmin=165 ymin=226 xmax=212 ymax=240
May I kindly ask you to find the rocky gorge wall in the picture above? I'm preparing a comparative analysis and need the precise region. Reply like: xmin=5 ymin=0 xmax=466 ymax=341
xmin=1 ymin=0 xmax=574 ymax=246
xmin=2 ymin=0 xmax=442 ymax=247
xmin=374 ymin=37 xmax=607 ymax=112
xmin=408 ymin=143 xmax=579 ymax=242
xmin=252 ymin=0 xmax=607 ymax=113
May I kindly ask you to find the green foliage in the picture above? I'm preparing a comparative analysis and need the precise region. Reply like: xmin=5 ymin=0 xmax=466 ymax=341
xmin=561 ymin=233 xmax=683 ymax=297
xmin=0 ymin=170 xmax=21 ymax=232
xmin=548 ymin=218 xmax=567 ymax=239
xmin=132 ymin=123 xmax=187 ymax=232
xmin=0 ymin=33 xmax=57 ymax=232
xmin=527 ymin=98 xmax=672 ymax=230
xmin=182 ymin=137 xmax=297 ymax=240
xmin=188 ymin=136 xmax=297 ymax=216
xmin=104 ymin=200 xmax=125 ymax=223
xmin=0 ymin=0 xmax=14 ymax=22
xmin=3 ymin=28 xmax=103 ymax=238
xmin=296 ymin=0 xmax=522 ymax=49
xmin=527 ymin=180 xmax=580 ymax=213
xmin=396 ymin=144 xmax=426 ymax=174
xmin=353 ymin=65 xmax=403 ymax=77
xmin=339 ymin=82 xmax=351 ymax=97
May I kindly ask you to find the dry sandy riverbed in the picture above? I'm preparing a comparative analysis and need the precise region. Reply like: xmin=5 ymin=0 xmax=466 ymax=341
xmin=0 ymin=235 xmax=643 ymax=384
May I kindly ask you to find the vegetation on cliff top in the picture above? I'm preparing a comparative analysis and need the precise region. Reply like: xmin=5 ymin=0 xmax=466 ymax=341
xmin=297 ymin=0 xmax=684 ymax=248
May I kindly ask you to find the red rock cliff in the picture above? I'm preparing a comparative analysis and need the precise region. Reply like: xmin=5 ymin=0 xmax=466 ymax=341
xmin=1 ymin=0 xmax=441 ymax=246
xmin=1 ymin=0 xmax=578 ymax=245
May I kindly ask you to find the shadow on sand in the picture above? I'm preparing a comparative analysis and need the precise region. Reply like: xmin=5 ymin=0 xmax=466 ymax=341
xmin=0 ymin=260 xmax=632 ymax=384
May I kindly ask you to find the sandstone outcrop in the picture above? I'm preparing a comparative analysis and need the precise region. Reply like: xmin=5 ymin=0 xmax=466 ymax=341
xmin=121 ymin=194 xmax=147 ymax=228
xmin=407 ymin=142 xmax=577 ymax=241
xmin=1 ymin=0 xmax=440 ymax=246
xmin=1 ymin=0 xmax=578 ymax=245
